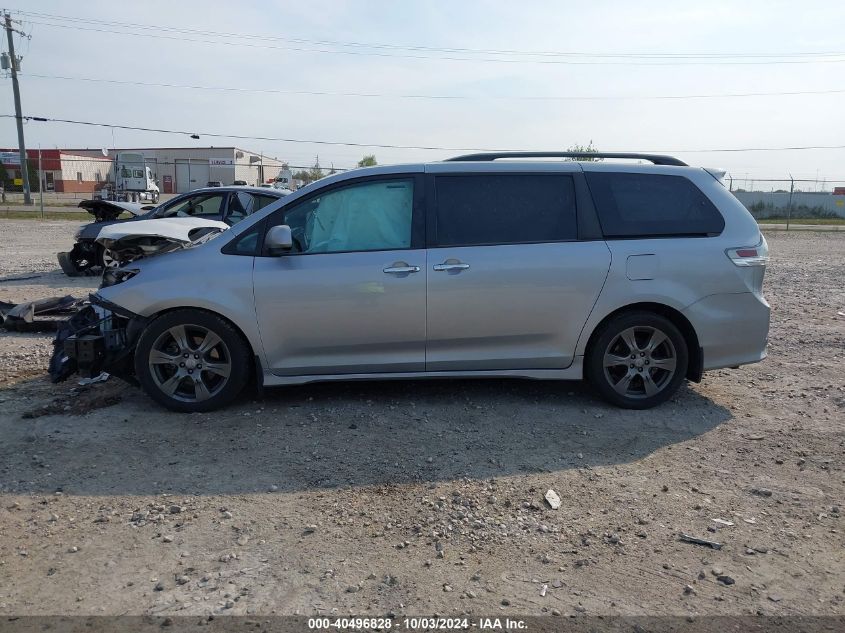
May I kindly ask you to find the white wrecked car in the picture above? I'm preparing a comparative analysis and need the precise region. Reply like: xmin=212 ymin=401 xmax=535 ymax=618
xmin=95 ymin=216 xmax=230 ymax=267
xmin=58 ymin=186 xmax=290 ymax=275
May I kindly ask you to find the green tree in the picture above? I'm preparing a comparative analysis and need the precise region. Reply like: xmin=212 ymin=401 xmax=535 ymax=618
xmin=564 ymin=141 xmax=602 ymax=161
xmin=357 ymin=154 xmax=377 ymax=168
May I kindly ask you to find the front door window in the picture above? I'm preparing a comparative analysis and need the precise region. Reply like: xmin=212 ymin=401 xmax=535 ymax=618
xmin=281 ymin=179 xmax=414 ymax=254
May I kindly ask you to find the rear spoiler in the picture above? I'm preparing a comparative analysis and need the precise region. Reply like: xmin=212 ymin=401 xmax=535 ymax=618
xmin=704 ymin=167 xmax=727 ymax=185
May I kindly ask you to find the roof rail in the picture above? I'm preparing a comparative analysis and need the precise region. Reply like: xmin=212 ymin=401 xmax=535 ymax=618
xmin=444 ymin=151 xmax=688 ymax=167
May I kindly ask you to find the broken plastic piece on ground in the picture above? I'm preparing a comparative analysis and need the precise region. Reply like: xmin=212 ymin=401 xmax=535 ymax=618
xmin=0 ymin=274 xmax=43 ymax=283
xmin=1 ymin=295 xmax=83 ymax=332
xmin=79 ymin=372 xmax=109 ymax=386
xmin=679 ymin=532 xmax=723 ymax=549
xmin=545 ymin=489 xmax=562 ymax=510
xmin=712 ymin=518 xmax=735 ymax=526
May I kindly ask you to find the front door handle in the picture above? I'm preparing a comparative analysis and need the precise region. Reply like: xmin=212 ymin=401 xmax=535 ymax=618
xmin=433 ymin=262 xmax=470 ymax=272
xmin=383 ymin=264 xmax=420 ymax=274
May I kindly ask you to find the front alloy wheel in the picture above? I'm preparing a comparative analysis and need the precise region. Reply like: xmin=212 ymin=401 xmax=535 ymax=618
xmin=148 ymin=324 xmax=232 ymax=403
xmin=135 ymin=310 xmax=250 ymax=412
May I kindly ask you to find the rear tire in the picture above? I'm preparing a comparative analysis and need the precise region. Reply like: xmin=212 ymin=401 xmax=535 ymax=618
xmin=134 ymin=309 xmax=251 ymax=412
xmin=586 ymin=311 xmax=688 ymax=409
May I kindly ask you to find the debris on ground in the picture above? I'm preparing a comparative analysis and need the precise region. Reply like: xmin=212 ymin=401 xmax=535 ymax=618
xmin=544 ymin=489 xmax=561 ymax=509
xmin=78 ymin=372 xmax=109 ymax=386
xmin=0 ymin=295 xmax=83 ymax=333
xmin=750 ymin=487 xmax=773 ymax=498
xmin=20 ymin=380 xmax=124 ymax=419
xmin=679 ymin=533 xmax=723 ymax=550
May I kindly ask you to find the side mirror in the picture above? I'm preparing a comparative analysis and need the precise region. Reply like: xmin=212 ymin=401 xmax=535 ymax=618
xmin=265 ymin=224 xmax=293 ymax=255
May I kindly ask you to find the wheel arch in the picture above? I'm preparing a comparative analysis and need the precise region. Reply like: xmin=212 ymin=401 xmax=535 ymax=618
xmin=132 ymin=306 xmax=255 ymax=411
xmin=583 ymin=302 xmax=702 ymax=382
xmin=146 ymin=305 xmax=257 ymax=358
xmin=140 ymin=305 xmax=262 ymax=388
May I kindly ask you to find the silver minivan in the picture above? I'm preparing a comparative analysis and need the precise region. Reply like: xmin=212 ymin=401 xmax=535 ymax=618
xmin=61 ymin=152 xmax=770 ymax=412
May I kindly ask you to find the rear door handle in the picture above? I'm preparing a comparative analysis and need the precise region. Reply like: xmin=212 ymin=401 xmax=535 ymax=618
xmin=383 ymin=265 xmax=420 ymax=274
xmin=433 ymin=262 xmax=470 ymax=272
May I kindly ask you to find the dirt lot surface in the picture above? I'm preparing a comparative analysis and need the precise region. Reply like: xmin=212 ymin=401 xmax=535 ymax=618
xmin=0 ymin=220 xmax=842 ymax=618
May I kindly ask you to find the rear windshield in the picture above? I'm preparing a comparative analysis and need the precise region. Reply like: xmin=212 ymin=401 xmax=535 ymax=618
xmin=585 ymin=172 xmax=724 ymax=238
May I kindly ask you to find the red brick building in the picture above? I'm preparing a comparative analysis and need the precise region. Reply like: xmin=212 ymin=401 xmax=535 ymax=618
xmin=0 ymin=149 xmax=112 ymax=193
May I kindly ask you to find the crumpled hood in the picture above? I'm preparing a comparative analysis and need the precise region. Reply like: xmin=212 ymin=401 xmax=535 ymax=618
xmin=95 ymin=217 xmax=230 ymax=246
xmin=79 ymin=199 xmax=152 ymax=222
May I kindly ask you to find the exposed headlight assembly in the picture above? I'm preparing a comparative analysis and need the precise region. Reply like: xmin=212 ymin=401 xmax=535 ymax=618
xmin=100 ymin=268 xmax=139 ymax=288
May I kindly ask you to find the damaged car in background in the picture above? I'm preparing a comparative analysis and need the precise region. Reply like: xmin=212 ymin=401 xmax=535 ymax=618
xmin=95 ymin=217 xmax=228 ymax=271
xmin=58 ymin=186 xmax=289 ymax=275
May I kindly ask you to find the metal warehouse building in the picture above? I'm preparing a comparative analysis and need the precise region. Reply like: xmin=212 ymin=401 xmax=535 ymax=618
xmin=66 ymin=147 xmax=287 ymax=193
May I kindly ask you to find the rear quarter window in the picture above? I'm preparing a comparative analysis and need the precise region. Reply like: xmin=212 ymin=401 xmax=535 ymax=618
xmin=585 ymin=172 xmax=724 ymax=238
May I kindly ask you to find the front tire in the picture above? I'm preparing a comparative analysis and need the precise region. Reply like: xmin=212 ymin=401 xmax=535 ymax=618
xmin=98 ymin=245 xmax=121 ymax=270
xmin=134 ymin=310 xmax=251 ymax=412
xmin=586 ymin=311 xmax=688 ymax=409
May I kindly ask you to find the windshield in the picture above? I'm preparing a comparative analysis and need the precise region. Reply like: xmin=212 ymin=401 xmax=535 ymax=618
xmin=149 ymin=193 xmax=226 ymax=219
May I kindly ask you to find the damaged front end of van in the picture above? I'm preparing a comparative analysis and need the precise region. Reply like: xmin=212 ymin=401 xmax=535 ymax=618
xmin=49 ymin=293 xmax=148 ymax=385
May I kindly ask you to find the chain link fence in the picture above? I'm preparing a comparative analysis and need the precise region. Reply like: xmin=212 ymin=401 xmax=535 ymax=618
xmin=1 ymin=159 xmax=844 ymax=222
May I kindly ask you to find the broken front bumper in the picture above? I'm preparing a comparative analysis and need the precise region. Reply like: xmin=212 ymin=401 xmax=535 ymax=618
xmin=57 ymin=241 xmax=101 ymax=277
xmin=51 ymin=295 xmax=147 ymax=384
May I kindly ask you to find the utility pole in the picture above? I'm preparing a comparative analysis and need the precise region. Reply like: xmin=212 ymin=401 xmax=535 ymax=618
xmin=38 ymin=144 xmax=43 ymax=218
xmin=4 ymin=12 xmax=31 ymax=205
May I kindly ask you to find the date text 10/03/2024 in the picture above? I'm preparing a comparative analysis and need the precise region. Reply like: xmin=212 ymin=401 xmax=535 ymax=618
xmin=307 ymin=617 xmax=528 ymax=630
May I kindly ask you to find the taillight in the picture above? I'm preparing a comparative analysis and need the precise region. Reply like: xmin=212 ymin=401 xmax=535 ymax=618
xmin=726 ymin=236 xmax=769 ymax=267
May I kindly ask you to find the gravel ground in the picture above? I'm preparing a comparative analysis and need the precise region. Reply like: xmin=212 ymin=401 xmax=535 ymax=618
xmin=0 ymin=220 xmax=842 ymax=618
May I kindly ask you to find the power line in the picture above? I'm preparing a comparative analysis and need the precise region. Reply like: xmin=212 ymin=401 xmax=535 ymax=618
xmin=7 ymin=114 xmax=845 ymax=155
xmin=20 ymin=72 xmax=845 ymax=102
xmin=16 ymin=17 xmax=845 ymax=66
xmin=7 ymin=114 xmax=494 ymax=151
xmin=11 ymin=8 xmax=845 ymax=61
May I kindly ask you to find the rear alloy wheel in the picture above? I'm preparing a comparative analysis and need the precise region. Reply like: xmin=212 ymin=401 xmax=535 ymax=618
xmin=587 ymin=312 xmax=688 ymax=409
xmin=135 ymin=310 xmax=250 ymax=412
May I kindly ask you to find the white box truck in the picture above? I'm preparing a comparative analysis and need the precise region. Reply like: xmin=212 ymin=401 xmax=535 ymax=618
xmin=94 ymin=153 xmax=160 ymax=203
xmin=273 ymin=168 xmax=294 ymax=190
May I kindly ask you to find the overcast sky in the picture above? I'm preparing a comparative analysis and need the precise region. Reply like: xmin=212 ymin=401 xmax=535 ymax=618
xmin=3 ymin=0 xmax=845 ymax=184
